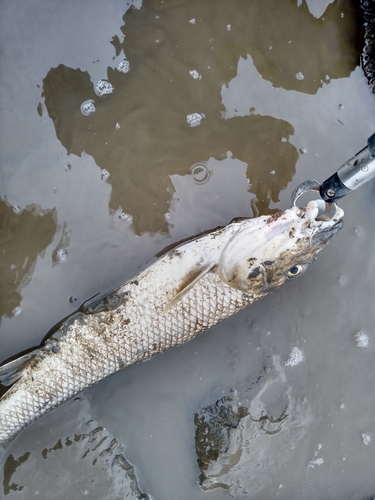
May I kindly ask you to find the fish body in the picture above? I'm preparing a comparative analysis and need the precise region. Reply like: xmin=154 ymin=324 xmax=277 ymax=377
xmin=0 ymin=201 xmax=343 ymax=444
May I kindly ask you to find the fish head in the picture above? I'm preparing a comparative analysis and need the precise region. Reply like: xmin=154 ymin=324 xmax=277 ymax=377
xmin=217 ymin=200 xmax=344 ymax=294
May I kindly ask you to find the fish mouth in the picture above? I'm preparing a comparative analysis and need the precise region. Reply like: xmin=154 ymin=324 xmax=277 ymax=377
xmin=297 ymin=200 xmax=344 ymax=246
xmin=311 ymin=217 xmax=344 ymax=246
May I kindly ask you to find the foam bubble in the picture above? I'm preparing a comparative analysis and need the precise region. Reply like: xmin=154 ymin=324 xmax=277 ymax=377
xmin=119 ymin=212 xmax=133 ymax=222
xmin=295 ymin=72 xmax=305 ymax=81
xmin=80 ymin=100 xmax=96 ymax=116
xmin=12 ymin=306 xmax=21 ymax=317
xmin=308 ymin=458 xmax=324 ymax=468
xmin=101 ymin=169 xmax=110 ymax=181
xmin=56 ymin=248 xmax=68 ymax=262
xmin=12 ymin=204 xmax=23 ymax=214
xmin=189 ymin=70 xmax=201 ymax=80
xmin=117 ymin=60 xmax=130 ymax=74
xmin=189 ymin=18 xmax=196 ymax=24
xmin=285 ymin=347 xmax=304 ymax=367
xmin=95 ymin=80 xmax=114 ymax=97
xmin=362 ymin=433 xmax=371 ymax=445
xmin=190 ymin=162 xmax=211 ymax=184
xmin=186 ymin=112 xmax=205 ymax=127
xmin=338 ymin=275 xmax=347 ymax=286
xmin=354 ymin=331 xmax=369 ymax=348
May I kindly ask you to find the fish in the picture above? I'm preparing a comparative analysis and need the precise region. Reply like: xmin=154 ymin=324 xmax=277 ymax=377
xmin=0 ymin=199 xmax=343 ymax=445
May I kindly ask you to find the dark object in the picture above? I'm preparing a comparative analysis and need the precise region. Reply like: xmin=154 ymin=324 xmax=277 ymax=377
xmin=320 ymin=173 xmax=354 ymax=202
xmin=360 ymin=0 xmax=375 ymax=91
xmin=319 ymin=133 xmax=375 ymax=202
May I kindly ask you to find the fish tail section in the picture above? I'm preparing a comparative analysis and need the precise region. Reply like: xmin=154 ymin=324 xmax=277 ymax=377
xmin=0 ymin=330 xmax=63 ymax=388
xmin=0 ymin=351 xmax=37 ymax=387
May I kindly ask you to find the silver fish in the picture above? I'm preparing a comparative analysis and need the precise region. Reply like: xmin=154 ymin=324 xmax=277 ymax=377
xmin=0 ymin=200 xmax=343 ymax=445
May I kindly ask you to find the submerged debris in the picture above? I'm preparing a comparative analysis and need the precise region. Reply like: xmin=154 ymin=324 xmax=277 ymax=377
xmin=1 ymin=397 xmax=150 ymax=499
xmin=194 ymin=394 xmax=248 ymax=478
xmin=194 ymin=361 xmax=314 ymax=496
xmin=360 ymin=0 xmax=375 ymax=91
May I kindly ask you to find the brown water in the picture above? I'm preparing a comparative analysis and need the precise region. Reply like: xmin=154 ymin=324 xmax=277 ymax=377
xmin=1 ymin=0 xmax=375 ymax=499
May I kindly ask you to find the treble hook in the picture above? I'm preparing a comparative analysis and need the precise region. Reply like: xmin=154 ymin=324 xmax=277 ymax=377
xmin=290 ymin=180 xmax=337 ymax=221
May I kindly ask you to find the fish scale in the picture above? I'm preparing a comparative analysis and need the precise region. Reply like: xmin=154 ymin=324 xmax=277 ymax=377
xmin=0 ymin=204 xmax=344 ymax=445
xmin=0 ymin=264 xmax=251 ymax=444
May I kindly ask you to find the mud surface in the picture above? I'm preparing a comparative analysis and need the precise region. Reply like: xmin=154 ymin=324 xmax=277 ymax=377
xmin=1 ymin=1 xmax=375 ymax=499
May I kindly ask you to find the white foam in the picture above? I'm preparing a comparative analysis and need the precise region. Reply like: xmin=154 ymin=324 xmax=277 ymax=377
xmin=362 ymin=433 xmax=371 ymax=445
xmin=95 ymin=80 xmax=114 ymax=97
xmin=80 ymin=99 xmax=96 ymax=116
xmin=284 ymin=347 xmax=304 ymax=367
xmin=12 ymin=306 xmax=22 ymax=317
xmin=12 ymin=204 xmax=23 ymax=214
xmin=189 ymin=70 xmax=201 ymax=80
xmin=56 ymin=248 xmax=68 ymax=262
xmin=117 ymin=60 xmax=130 ymax=74
xmin=119 ymin=212 xmax=133 ymax=222
xmin=101 ymin=169 xmax=110 ymax=181
xmin=186 ymin=112 xmax=205 ymax=127
xmin=354 ymin=331 xmax=369 ymax=348
xmin=308 ymin=457 xmax=324 ymax=468
xmin=295 ymin=72 xmax=304 ymax=81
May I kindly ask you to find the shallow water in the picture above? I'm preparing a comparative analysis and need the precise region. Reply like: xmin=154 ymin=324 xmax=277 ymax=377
xmin=1 ymin=0 xmax=375 ymax=498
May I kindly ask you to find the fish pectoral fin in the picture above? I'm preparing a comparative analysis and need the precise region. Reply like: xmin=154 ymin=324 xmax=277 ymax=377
xmin=0 ymin=351 xmax=36 ymax=387
xmin=164 ymin=263 xmax=215 ymax=313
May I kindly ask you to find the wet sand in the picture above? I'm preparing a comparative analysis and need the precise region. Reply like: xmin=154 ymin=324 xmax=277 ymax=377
xmin=0 ymin=1 xmax=375 ymax=498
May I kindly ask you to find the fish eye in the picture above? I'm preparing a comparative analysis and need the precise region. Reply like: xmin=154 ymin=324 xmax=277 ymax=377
xmin=287 ymin=265 xmax=305 ymax=279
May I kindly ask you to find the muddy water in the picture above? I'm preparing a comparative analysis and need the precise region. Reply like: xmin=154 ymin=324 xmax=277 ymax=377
xmin=0 ymin=0 xmax=375 ymax=498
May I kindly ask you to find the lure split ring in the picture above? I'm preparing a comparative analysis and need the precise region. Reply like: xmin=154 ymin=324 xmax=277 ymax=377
xmin=290 ymin=179 xmax=337 ymax=221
